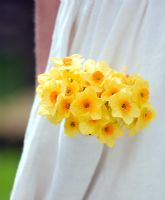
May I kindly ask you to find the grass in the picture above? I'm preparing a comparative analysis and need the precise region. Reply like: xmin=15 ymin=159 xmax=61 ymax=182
xmin=0 ymin=146 xmax=21 ymax=200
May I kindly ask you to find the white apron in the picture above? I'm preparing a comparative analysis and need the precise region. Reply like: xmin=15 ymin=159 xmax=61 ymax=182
xmin=11 ymin=0 xmax=165 ymax=199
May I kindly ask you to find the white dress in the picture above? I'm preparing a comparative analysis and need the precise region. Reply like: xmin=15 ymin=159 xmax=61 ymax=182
xmin=11 ymin=0 xmax=165 ymax=199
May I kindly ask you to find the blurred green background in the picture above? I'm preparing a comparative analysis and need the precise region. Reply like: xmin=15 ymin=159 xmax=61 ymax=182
xmin=0 ymin=0 xmax=35 ymax=199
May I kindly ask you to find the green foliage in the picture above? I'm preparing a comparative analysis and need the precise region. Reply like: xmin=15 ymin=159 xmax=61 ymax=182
xmin=0 ymin=147 xmax=21 ymax=200
xmin=0 ymin=54 xmax=26 ymax=100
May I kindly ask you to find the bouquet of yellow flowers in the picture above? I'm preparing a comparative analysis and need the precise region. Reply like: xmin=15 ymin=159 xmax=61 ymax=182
xmin=36 ymin=54 xmax=156 ymax=148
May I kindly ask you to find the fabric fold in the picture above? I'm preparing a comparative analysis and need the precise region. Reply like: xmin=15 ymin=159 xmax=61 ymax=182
xmin=11 ymin=0 xmax=165 ymax=199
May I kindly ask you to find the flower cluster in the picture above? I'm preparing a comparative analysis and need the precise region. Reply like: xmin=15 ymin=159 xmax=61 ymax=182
xmin=36 ymin=54 xmax=156 ymax=148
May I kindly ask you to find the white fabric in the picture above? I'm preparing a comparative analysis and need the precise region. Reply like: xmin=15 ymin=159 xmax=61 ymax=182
xmin=11 ymin=0 xmax=165 ymax=199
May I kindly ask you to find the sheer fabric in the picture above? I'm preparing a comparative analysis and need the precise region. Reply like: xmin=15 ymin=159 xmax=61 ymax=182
xmin=11 ymin=0 xmax=165 ymax=199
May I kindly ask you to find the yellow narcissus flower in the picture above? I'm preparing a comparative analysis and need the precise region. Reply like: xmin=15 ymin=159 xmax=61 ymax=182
xmin=98 ymin=122 xmax=123 ymax=148
xmin=36 ymin=80 xmax=62 ymax=117
xmin=79 ymin=105 xmax=111 ymax=136
xmin=70 ymin=87 xmax=103 ymax=120
xmin=82 ymin=60 xmax=112 ymax=90
xmin=47 ymin=112 xmax=62 ymax=125
xmin=101 ymin=78 xmax=123 ymax=100
xmin=109 ymin=89 xmax=140 ymax=125
xmin=51 ymin=54 xmax=82 ymax=70
xmin=55 ymin=95 xmax=73 ymax=121
xmin=48 ymin=95 xmax=73 ymax=125
xmin=125 ymin=74 xmax=143 ymax=85
xmin=83 ymin=60 xmax=111 ymax=74
xmin=140 ymin=104 xmax=156 ymax=128
xmin=95 ymin=60 xmax=112 ymax=78
xmin=111 ymin=71 xmax=126 ymax=83
xmin=64 ymin=114 xmax=79 ymax=137
xmin=83 ymin=59 xmax=96 ymax=73
xmin=37 ymin=73 xmax=51 ymax=86
xmin=132 ymin=78 xmax=149 ymax=105
xmin=47 ymin=66 xmax=64 ymax=80
xmin=61 ymin=80 xmax=80 ymax=96
xmin=79 ymin=119 xmax=104 ymax=136
xmin=128 ymin=104 xmax=156 ymax=136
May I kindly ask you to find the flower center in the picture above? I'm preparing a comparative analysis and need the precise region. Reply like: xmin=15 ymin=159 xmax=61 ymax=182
xmin=70 ymin=121 xmax=76 ymax=127
xmin=121 ymin=101 xmax=131 ymax=113
xmin=63 ymin=57 xmax=72 ymax=66
xmin=81 ymin=98 xmax=93 ymax=112
xmin=109 ymin=88 xmax=119 ymax=96
xmin=84 ymin=101 xmax=90 ymax=108
xmin=140 ymin=88 xmax=149 ymax=102
xmin=105 ymin=101 xmax=109 ymax=108
xmin=97 ymin=91 xmax=102 ymax=98
xmin=64 ymin=102 xmax=70 ymax=110
xmin=104 ymin=124 xmax=114 ymax=136
xmin=66 ymin=87 xmax=72 ymax=95
xmin=143 ymin=110 xmax=152 ymax=120
xmin=50 ymin=91 xmax=58 ymax=103
xmin=92 ymin=71 xmax=104 ymax=82
xmin=90 ymin=120 xmax=98 ymax=124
